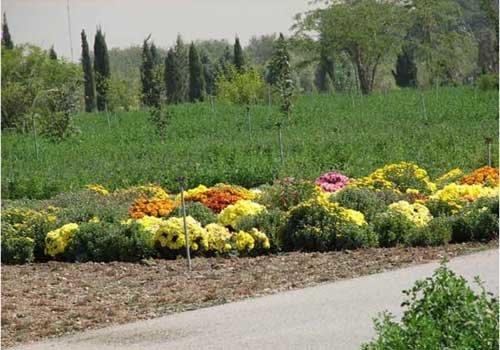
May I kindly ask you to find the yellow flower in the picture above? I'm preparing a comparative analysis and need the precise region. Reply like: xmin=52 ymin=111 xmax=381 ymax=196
xmin=45 ymin=223 xmax=79 ymax=257
xmin=430 ymin=183 xmax=498 ymax=213
xmin=233 ymin=231 xmax=255 ymax=251
xmin=389 ymin=201 xmax=431 ymax=227
xmin=153 ymin=216 xmax=208 ymax=251
xmin=86 ymin=184 xmax=110 ymax=196
xmin=206 ymin=223 xmax=232 ymax=253
xmin=218 ymin=200 xmax=266 ymax=229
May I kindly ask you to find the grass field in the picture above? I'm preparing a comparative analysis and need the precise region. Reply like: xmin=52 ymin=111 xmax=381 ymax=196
xmin=2 ymin=87 xmax=498 ymax=199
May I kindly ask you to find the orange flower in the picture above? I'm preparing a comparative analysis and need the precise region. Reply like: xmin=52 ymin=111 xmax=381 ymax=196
xmin=460 ymin=166 xmax=499 ymax=187
xmin=128 ymin=197 xmax=177 ymax=219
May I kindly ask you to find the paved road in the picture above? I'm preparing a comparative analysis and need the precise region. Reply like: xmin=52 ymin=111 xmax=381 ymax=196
xmin=11 ymin=249 xmax=498 ymax=350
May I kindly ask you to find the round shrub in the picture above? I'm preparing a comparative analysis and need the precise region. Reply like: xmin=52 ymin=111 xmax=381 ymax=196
xmin=373 ymin=211 xmax=417 ymax=247
xmin=1 ymin=235 xmax=35 ymax=264
xmin=235 ymin=209 xmax=285 ymax=251
xmin=257 ymin=178 xmax=319 ymax=211
xmin=333 ymin=188 xmax=388 ymax=222
xmin=451 ymin=209 xmax=498 ymax=243
xmin=67 ymin=222 xmax=155 ymax=262
xmin=278 ymin=199 xmax=371 ymax=252
xmin=408 ymin=216 xmax=453 ymax=247
xmin=168 ymin=202 xmax=217 ymax=226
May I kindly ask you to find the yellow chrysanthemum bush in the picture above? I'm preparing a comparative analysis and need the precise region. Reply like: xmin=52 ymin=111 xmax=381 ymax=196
xmin=153 ymin=216 xmax=209 ymax=257
xmin=232 ymin=228 xmax=271 ymax=255
xmin=45 ymin=223 xmax=79 ymax=257
xmin=427 ymin=183 xmax=498 ymax=215
xmin=218 ymin=200 xmax=266 ymax=229
xmin=349 ymin=162 xmax=435 ymax=194
xmin=278 ymin=196 xmax=377 ymax=252
xmin=205 ymin=223 xmax=232 ymax=254
xmin=388 ymin=201 xmax=432 ymax=228
xmin=117 ymin=184 xmax=170 ymax=200
xmin=2 ymin=206 xmax=59 ymax=264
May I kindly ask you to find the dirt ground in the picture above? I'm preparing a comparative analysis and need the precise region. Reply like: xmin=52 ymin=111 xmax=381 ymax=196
xmin=2 ymin=241 xmax=497 ymax=347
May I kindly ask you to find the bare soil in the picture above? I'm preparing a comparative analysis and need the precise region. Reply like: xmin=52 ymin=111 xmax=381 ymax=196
xmin=2 ymin=241 xmax=497 ymax=347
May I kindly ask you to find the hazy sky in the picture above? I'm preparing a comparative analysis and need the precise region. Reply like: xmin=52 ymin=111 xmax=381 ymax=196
xmin=2 ymin=0 xmax=313 ymax=61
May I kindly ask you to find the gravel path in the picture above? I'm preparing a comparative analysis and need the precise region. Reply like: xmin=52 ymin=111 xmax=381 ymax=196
xmin=8 ymin=248 xmax=498 ymax=350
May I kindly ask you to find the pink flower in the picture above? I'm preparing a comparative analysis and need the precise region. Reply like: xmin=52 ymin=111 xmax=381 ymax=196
xmin=316 ymin=172 xmax=350 ymax=192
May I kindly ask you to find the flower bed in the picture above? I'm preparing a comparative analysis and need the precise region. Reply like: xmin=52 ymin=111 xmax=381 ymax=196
xmin=2 ymin=163 xmax=498 ymax=264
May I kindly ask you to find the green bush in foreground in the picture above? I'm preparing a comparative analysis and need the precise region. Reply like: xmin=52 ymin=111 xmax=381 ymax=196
xmin=363 ymin=262 xmax=499 ymax=350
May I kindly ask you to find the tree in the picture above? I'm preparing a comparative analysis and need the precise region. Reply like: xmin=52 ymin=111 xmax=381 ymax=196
xmin=392 ymin=47 xmax=417 ymax=88
xmin=297 ymin=0 xmax=410 ymax=94
xmin=268 ymin=33 xmax=295 ymax=117
xmin=246 ymin=34 xmax=277 ymax=65
xmin=2 ymin=13 xmax=13 ymax=49
xmin=164 ymin=48 xmax=185 ymax=104
xmin=49 ymin=46 xmax=58 ymax=60
xmin=81 ymin=30 xmax=95 ymax=112
xmin=314 ymin=39 xmax=335 ymax=92
xmin=408 ymin=0 xmax=477 ymax=85
xmin=201 ymin=51 xmax=215 ymax=95
xmin=94 ymin=27 xmax=110 ymax=111
xmin=188 ymin=42 xmax=205 ymax=102
xmin=140 ymin=37 xmax=161 ymax=107
xmin=233 ymin=36 xmax=244 ymax=71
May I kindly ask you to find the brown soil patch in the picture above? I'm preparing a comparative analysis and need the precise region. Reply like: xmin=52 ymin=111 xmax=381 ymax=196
xmin=2 ymin=241 xmax=497 ymax=347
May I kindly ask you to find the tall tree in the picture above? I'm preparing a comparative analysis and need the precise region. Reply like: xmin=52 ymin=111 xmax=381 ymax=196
xmin=140 ymin=37 xmax=161 ymax=107
xmin=233 ymin=36 xmax=244 ymax=71
xmin=49 ymin=46 xmax=58 ymax=60
xmin=201 ymin=51 xmax=215 ymax=95
xmin=314 ymin=39 xmax=335 ymax=92
xmin=188 ymin=42 xmax=205 ymax=102
xmin=296 ymin=0 xmax=410 ymax=94
xmin=392 ymin=47 xmax=417 ymax=87
xmin=94 ymin=27 xmax=111 ymax=111
xmin=268 ymin=33 xmax=294 ymax=117
xmin=164 ymin=48 xmax=184 ymax=104
xmin=81 ymin=29 xmax=95 ymax=112
xmin=2 ymin=13 xmax=13 ymax=49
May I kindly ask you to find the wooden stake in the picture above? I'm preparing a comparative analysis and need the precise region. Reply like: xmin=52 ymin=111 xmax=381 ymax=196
xmin=178 ymin=177 xmax=192 ymax=271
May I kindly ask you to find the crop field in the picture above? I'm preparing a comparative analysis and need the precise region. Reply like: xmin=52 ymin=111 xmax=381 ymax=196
xmin=2 ymin=87 xmax=498 ymax=199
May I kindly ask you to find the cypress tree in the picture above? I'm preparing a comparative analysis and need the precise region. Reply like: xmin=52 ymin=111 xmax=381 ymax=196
xmin=2 ymin=13 xmax=13 ymax=49
xmin=188 ymin=42 xmax=205 ymax=102
xmin=94 ymin=27 xmax=110 ymax=111
xmin=201 ymin=51 xmax=215 ymax=95
xmin=81 ymin=29 xmax=95 ymax=112
xmin=269 ymin=33 xmax=294 ymax=117
xmin=392 ymin=48 xmax=417 ymax=88
xmin=164 ymin=48 xmax=183 ymax=104
xmin=49 ymin=46 xmax=58 ymax=60
xmin=233 ymin=36 xmax=244 ymax=71
xmin=140 ymin=38 xmax=161 ymax=107
xmin=174 ymin=35 xmax=188 ymax=101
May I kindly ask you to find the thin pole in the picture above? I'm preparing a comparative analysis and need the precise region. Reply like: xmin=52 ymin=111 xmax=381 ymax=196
xmin=278 ymin=123 xmax=284 ymax=166
xmin=178 ymin=177 xmax=192 ymax=271
xmin=267 ymin=85 xmax=271 ymax=110
xmin=486 ymin=137 xmax=492 ymax=167
xmin=421 ymin=92 xmax=427 ymax=121
xmin=66 ymin=0 xmax=74 ymax=61
xmin=246 ymin=106 xmax=252 ymax=142
xmin=32 ymin=113 xmax=40 ymax=161
xmin=105 ymin=103 xmax=111 ymax=129
xmin=210 ymin=95 xmax=215 ymax=113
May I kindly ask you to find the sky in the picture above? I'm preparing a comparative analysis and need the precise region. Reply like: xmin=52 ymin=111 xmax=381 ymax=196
xmin=2 ymin=0 xmax=314 ymax=61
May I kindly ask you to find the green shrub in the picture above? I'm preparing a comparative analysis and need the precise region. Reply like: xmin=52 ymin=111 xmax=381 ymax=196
xmin=278 ymin=200 xmax=375 ymax=252
xmin=451 ymin=208 xmax=498 ymax=243
xmin=258 ymin=178 xmax=318 ymax=211
xmin=235 ymin=209 xmax=285 ymax=251
xmin=363 ymin=263 xmax=499 ymax=350
xmin=216 ymin=66 xmax=265 ymax=105
xmin=51 ymin=190 xmax=131 ymax=224
xmin=372 ymin=211 xmax=417 ymax=247
xmin=477 ymin=73 xmax=498 ymax=91
xmin=1 ymin=234 xmax=35 ymax=264
xmin=66 ymin=222 xmax=155 ymax=262
xmin=426 ymin=198 xmax=455 ymax=217
xmin=333 ymin=188 xmax=388 ymax=222
xmin=168 ymin=202 xmax=217 ymax=226
xmin=1 ymin=206 xmax=59 ymax=261
xmin=408 ymin=216 xmax=452 ymax=246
